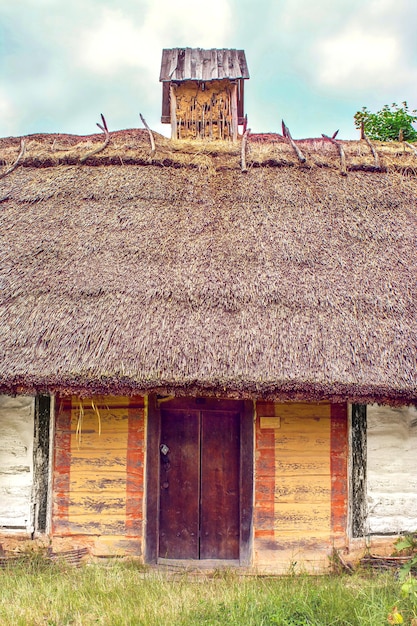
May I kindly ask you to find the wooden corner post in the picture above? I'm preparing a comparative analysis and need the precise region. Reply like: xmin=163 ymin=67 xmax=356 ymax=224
xmin=170 ymin=84 xmax=177 ymax=140
xmin=231 ymin=82 xmax=238 ymax=142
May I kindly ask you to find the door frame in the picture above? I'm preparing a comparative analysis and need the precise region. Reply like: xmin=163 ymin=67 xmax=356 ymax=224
xmin=145 ymin=396 xmax=254 ymax=565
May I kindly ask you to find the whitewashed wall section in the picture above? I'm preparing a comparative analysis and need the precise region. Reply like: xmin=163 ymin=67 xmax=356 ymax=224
xmin=0 ymin=395 xmax=34 ymax=532
xmin=367 ymin=405 xmax=417 ymax=534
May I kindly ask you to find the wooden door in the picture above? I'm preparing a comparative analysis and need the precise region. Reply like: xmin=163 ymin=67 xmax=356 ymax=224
xmin=159 ymin=405 xmax=240 ymax=560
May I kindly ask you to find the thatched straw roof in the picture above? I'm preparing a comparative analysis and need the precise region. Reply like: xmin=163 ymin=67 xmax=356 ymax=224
xmin=0 ymin=129 xmax=416 ymax=403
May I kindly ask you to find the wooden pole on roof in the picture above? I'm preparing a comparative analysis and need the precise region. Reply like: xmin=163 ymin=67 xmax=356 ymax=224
xmin=139 ymin=113 xmax=156 ymax=156
xmin=405 ymin=142 xmax=417 ymax=155
xmin=80 ymin=114 xmax=110 ymax=163
xmin=0 ymin=138 xmax=26 ymax=180
xmin=241 ymin=128 xmax=250 ymax=172
xmin=282 ymin=120 xmax=306 ymax=163
xmin=322 ymin=133 xmax=347 ymax=176
xmin=231 ymin=82 xmax=238 ymax=142
xmin=363 ymin=135 xmax=380 ymax=169
xmin=170 ymin=83 xmax=177 ymax=140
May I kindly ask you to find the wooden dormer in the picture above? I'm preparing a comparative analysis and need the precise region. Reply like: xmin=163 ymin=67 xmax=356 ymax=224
xmin=160 ymin=48 xmax=249 ymax=141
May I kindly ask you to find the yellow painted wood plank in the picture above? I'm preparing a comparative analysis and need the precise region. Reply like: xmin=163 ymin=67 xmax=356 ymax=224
xmin=275 ymin=421 xmax=330 ymax=434
xmin=264 ymin=401 xmax=333 ymax=542
xmin=69 ymin=475 xmax=129 ymax=492
xmin=70 ymin=466 xmax=128 ymax=479
xmin=274 ymin=458 xmax=330 ymax=475
xmin=273 ymin=502 xmax=331 ymax=532
xmin=69 ymin=432 xmax=130 ymax=450
xmin=274 ymin=475 xmax=330 ymax=503
xmin=64 ymin=520 xmax=127 ymax=534
xmin=272 ymin=529 xmax=332 ymax=540
xmin=260 ymin=416 xmax=281 ymax=429
xmin=275 ymin=443 xmax=330 ymax=456
xmin=70 ymin=416 xmax=131 ymax=428
xmin=275 ymin=448 xmax=330 ymax=459
xmin=273 ymin=403 xmax=331 ymax=419
xmin=70 ymin=450 xmax=127 ymax=465
xmin=69 ymin=497 xmax=127 ymax=517
xmin=68 ymin=512 xmax=127 ymax=523
xmin=71 ymin=395 xmax=130 ymax=408
xmin=70 ymin=414 xmax=129 ymax=429
xmin=68 ymin=395 xmax=130 ymax=531
xmin=91 ymin=535 xmax=143 ymax=557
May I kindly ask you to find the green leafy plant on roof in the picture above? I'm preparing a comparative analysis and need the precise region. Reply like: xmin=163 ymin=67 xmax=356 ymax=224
xmin=354 ymin=102 xmax=417 ymax=142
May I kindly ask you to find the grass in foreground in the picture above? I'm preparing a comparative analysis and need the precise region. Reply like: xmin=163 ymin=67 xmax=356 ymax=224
xmin=0 ymin=558 xmax=414 ymax=625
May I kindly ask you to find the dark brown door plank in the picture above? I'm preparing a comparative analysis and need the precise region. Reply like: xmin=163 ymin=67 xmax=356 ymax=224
xmin=200 ymin=410 xmax=240 ymax=559
xmin=159 ymin=409 xmax=200 ymax=559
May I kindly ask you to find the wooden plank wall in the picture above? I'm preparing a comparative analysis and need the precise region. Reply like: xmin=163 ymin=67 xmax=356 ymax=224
xmin=254 ymin=401 xmax=347 ymax=572
xmin=53 ymin=395 xmax=145 ymax=556
xmin=0 ymin=395 xmax=34 ymax=533
xmin=367 ymin=404 xmax=417 ymax=534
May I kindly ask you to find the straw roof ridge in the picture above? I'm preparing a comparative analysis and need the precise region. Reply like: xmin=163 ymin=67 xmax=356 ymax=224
xmin=0 ymin=131 xmax=416 ymax=403
xmin=0 ymin=129 xmax=416 ymax=175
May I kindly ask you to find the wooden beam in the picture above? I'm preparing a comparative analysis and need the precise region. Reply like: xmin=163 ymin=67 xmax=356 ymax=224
xmin=240 ymin=400 xmax=254 ymax=566
xmin=161 ymin=82 xmax=170 ymax=123
xmin=145 ymin=396 xmax=161 ymax=563
xmin=170 ymin=84 xmax=177 ymax=140
xmin=237 ymin=79 xmax=244 ymax=120
xmin=351 ymin=405 xmax=367 ymax=538
xmin=231 ymin=82 xmax=238 ymax=142
xmin=33 ymin=396 xmax=52 ymax=534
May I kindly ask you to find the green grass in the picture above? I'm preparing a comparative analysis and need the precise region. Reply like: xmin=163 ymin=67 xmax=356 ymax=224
xmin=0 ymin=559 xmax=415 ymax=625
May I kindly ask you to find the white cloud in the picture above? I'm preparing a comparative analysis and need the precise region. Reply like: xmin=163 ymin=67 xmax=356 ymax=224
xmin=0 ymin=92 xmax=17 ymax=136
xmin=77 ymin=1 xmax=233 ymax=77
xmin=77 ymin=9 xmax=155 ymax=76
xmin=316 ymin=28 xmax=401 ymax=89
xmin=144 ymin=0 xmax=233 ymax=46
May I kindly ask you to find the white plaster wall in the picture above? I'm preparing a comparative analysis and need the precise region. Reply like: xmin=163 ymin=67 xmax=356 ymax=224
xmin=367 ymin=404 xmax=417 ymax=534
xmin=0 ymin=395 xmax=34 ymax=532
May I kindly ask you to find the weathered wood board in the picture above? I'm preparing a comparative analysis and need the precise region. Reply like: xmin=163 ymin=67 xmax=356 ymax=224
xmin=367 ymin=404 xmax=417 ymax=534
xmin=52 ymin=395 xmax=145 ymax=555
xmin=254 ymin=401 xmax=347 ymax=570
xmin=0 ymin=395 xmax=34 ymax=532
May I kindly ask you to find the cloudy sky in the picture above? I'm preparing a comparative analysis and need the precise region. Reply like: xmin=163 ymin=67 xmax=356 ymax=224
xmin=1 ymin=0 xmax=416 ymax=140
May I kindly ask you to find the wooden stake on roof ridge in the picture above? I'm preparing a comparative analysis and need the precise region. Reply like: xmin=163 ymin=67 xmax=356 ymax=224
xmin=322 ymin=133 xmax=347 ymax=176
xmin=140 ymin=113 xmax=156 ymax=156
xmin=243 ymin=114 xmax=248 ymax=134
xmin=281 ymin=120 xmax=306 ymax=163
xmin=405 ymin=142 xmax=417 ymax=156
xmin=0 ymin=139 xmax=26 ymax=180
xmin=363 ymin=135 xmax=381 ymax=170
xmin=241 ymin=128 xmax=250 ymax=173
xmin=80 ymin=114 xmax=110 ymax=163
